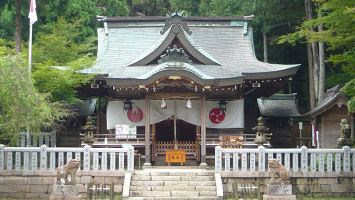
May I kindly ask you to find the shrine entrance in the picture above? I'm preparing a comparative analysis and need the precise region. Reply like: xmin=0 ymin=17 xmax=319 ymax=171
xmin=152 ymin=118 xmax=200 ymax=162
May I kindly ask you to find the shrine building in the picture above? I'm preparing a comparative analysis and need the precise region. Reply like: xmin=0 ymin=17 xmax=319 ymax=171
xmin=80 ymin=11 xmax=300 ymax=167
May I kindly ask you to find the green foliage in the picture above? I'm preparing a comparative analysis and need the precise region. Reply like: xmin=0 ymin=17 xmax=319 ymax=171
xmin=0 ymin=3 xmax=15 ymax=40
xmin=278 ymin=0 xmax=355 ymax=113
xmin=326 ymin=72 xmax=353 ymax=88
xmin=0 ymin=0 xmax=129 ymax=44
xmin=168 ymin=0 xmax=200 ymax=16
xmin=94 ymin=0 xmax=130 ymax=17
xmin=31 ymin=18 xmax=96 ymax=104
xmin=341 ymin=79 xmax=355 ymax=113
xmin=0 ymin=57 xmax=73 ymax=145
xmin=130 ymin=0 xmax=170 ymax=16
xmin=0 ymin=38 xmax=15 ymax=57
xmin=198 ymin=0 xmax=254 ymax=17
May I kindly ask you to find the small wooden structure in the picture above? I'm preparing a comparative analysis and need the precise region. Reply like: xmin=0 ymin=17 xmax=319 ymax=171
xmin=257 ymin=94 xmax=301 ymax=148
xmin=307 ymin=85 xmax=354 ymax=148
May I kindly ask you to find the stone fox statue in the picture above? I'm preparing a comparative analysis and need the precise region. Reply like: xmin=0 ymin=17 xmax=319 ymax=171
xmin=56 ymin=159 xmax=80 ymax=185
xmin=268 ymin=158 xmax=290 ymax=184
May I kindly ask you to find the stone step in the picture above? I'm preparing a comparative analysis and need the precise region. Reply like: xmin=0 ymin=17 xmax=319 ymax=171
xmin=196 ymin=186 xmax=216 ymax=191
xmin=130 ymin=185 xmax=217 ymax=192
xmin=130 ymin=191 xmax=171 ymax=197
xmin=181 ymin=175 xmax=214 ymax=181
xmin=132 ymin=175 xmax=214 ymax=181
xmin=128 ymin=170 xmax=218 ymax=199
xmin=131 ymin=191 xmax=215 ymax=198
xmin=188 ymin=181 xmax=216 ymax=186
xmin=131 ymin=181 xmax=164 ymax=186
xmin=150 ymin=185 xmax=196 ymax=191
xmin=199 ymin=191 xmax=218 ymax=197
xmin=170 ymin=191 xmax=199 ymax=197
xmin=133 ymin=171 xmax=214 ymax=176
xmin=125 ymin=197 xmax=221 ymax=200
xmin=163 ymin=181 xmax=190 ymax=186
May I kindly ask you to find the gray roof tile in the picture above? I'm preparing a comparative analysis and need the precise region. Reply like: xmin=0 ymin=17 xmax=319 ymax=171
xmin=257 ymin=94 xmax=301 ymax=117
xmin=84 ymin=18 xmax=300 ymax=85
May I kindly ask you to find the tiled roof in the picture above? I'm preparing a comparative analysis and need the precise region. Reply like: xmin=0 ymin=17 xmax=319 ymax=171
xmin=74 ymin=98 xmax=97 ymax=116
xmin=307 ymin=85 xmax=349 ymax=117
xmin=257 ymin=94 xmax=301 ymax=117
xmin=84 ymin=17 xmax=300 ymax=86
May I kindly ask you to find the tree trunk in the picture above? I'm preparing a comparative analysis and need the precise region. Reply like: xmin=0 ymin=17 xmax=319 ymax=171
xmin=305 ymin=0 xmax=318 ymax=109
xmin=263 ymin=31 xmax=268 ymax=63
xmin=312 ymin=42 xmax=320 ymax=103
xmin=15 ymin=0 xmax=22 ymax=54
xmin=318 ymin=2 xmax=325 ymax=104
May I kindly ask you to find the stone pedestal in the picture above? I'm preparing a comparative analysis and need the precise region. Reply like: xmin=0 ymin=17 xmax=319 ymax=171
xmin=49 ymin=185 xmax=82 ymax=200
xmin=334 ymin=138 xmax=353 ymax=149
xmin=263 ymin=184 xmax=296 ymax=200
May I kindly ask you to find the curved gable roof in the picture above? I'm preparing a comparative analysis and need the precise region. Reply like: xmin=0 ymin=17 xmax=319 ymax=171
xmin=85 ymin=16 xmax=300 ymax=87
xmin=128 ymin=25 xmax=221 ymax=66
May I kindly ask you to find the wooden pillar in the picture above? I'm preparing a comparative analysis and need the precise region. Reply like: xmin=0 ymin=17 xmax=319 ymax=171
xmin=97 ymin=97 xmax=101 ymax=134
xmin=143 ymin=94 xmax=152 ymax=168
xmin=200 ymin=94 xmax=208 ymax=168
xmin=196 ymin=125 xmax=200 ymax=162
xmin=321 ymin=117 xmax=325 ymax=148
xmin=152 ymin=124 xmax=156 ymax=161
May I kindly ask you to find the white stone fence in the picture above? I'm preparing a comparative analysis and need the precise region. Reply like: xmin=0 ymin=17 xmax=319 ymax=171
xmin=0 ymin=144 xmax=134 ymax=171
xmin=215 ymin=146 xmax=354 ymax=172
xmin=19 ymin=131 xmax=56 ymax=147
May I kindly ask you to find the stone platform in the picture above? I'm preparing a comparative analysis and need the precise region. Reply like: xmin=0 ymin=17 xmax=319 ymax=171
xmin=49 ymin=185 xmax=82 ymax=200
xmin=263 ymin=184 xmax=296 ymax=200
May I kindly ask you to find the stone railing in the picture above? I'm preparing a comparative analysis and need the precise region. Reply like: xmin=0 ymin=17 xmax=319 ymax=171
xmin=0 ymin=144 xmax=134 ymax=171
xmin=215 ymin=146 xmax=354 ymax=172
xmin=19 ymin=131 xmax=56 ymax=147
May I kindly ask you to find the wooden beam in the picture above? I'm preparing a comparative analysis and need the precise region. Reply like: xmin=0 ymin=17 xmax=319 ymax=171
xmin=148 ymin=92 xmax=202 ymax=100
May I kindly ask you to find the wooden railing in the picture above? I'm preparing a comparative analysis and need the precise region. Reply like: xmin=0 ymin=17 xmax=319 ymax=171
xmin=153 ymin=140 xmax=200 ymax=161
xmin=85 ymin=133 xmax=146 ymax=146
xmin=0 ymin=144 xmax=134 ymax=171
xmin=155 ymin=141 xmax=196 ymax=154
xmin=19 ymin=131 xmax=56 ymax=147
xmin=206 ymin=133 xmax=266 ymax=148
xmin=215 ymin=146 xmax=354 ymax=172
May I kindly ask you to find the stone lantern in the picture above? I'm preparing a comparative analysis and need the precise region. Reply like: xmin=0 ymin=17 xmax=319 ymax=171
xmin=81 ymin=116 xmax=96 ymax=147
xmin=252 ymin=116 xmax=272 ymax=146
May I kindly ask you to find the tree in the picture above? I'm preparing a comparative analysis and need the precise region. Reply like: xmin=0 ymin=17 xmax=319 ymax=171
xmin=279 ymin=0 xmax=355 ymax=112
xmin=0 ymin=56 xmax=72 ymax=145
xmin=31 ymin=18 xmax=96 ymax=104
xmin=15 ymin=0 xmax=22 ymax=54
xmin=95 ymin=0 xmax=130 ymax=16
xmin=0 ymin=0 xmax=129 ymax=48
xmin=127 ymin=0 xmax=169 ymax=16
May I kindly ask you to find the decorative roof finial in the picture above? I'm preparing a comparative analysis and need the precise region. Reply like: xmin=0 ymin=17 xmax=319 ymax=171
xmin=160 ymin=10 xmax=192 ymax=35
xmin=158 ymin=45 xmax=192 ymax=64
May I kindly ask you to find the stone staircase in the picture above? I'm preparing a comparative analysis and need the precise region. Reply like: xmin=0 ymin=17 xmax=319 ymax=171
xmin=124 ymin=169 xmax=222 ymax=200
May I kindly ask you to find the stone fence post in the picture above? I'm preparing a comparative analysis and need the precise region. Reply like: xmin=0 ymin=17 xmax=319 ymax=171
xmin=0 ymin=144 xmax=4 ymax=170
xmin=343 ymin=146 xmax=350 ymax=172
xmin=301 ymin=146 xmax=308 ymax=172
xmin=215 ymin=146 xmax=222 ymax=172
xmin=127 ymin=145 xmax=134 ymax=171
xmin=258 ymin=146 xmax=266 ymax=172
xmin=84 ymin=145 xmax=91 ymax=170
xmin=40 ymin=144 xmax=47 ymax=170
